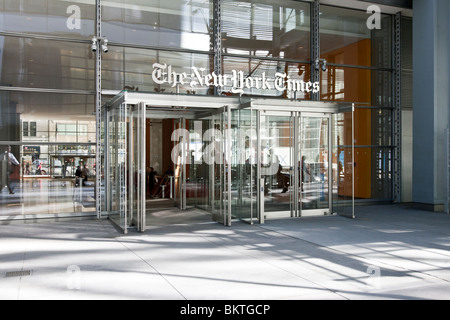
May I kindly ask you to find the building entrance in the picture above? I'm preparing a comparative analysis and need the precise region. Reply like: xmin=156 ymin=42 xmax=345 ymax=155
xmin=101 ymin=92 xmax=355 ymax=233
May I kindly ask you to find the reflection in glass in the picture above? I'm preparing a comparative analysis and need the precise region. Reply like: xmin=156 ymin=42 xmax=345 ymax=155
xmin=320 ymin=67 xmax=392 ymax=106
xmin=300 ymin=117 xmax=329 ymax=212
xmin=260 ymin=114 xmax=292 ymax=218
xmin=102 ymin=47 xmax=212 ymax=94
xmin=223 ymin=56 xmax=311 ymax=99
xmin=0 ymin=143 xmax=97 ymax=217
xmin=0 ymin=92 xmax=96 ymax=218
xmin=102 ymin=0 xmax=212 ymax=51
xmin=320 ymin=5 xmax=392 ymax=68
xmin=0 ymin=36 xmax=95 ymax=90
xmin=0 ymin=0 xmax=95 ymax=38
xmin=231 ymin=108 xmax=257 ymax=223
xmin=222 ymin=0 xmax=310 ymax=61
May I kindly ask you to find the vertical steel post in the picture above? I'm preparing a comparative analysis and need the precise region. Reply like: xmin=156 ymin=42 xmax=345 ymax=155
xmin=394 ymin=12 xmax=402 ymax=203
xmin=95 ymin=0 xmax=102 ymax=219
xmin=213 ymin=0 xmax=222 ymax=96
xmin=311 ymin=0 xmax=320 ymax=101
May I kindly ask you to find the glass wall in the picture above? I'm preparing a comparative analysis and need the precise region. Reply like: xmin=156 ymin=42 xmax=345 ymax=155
xmin=0 ymin=92 xmax=96 ymax=218
xmin=320 ymin=5 xmax=394 ymax=201
xmin=0 ymin=0 xmax=96 ymax=219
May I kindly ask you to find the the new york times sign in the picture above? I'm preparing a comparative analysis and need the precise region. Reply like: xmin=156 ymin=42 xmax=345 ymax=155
xmin=152 ymin=63 xmax=319 ymax=95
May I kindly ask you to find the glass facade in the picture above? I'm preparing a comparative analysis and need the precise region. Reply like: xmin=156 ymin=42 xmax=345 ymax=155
xmin=319 ymin=5 xmax=394 ymax=201
xmin=0 ymin=0 xmax=403 ymax=221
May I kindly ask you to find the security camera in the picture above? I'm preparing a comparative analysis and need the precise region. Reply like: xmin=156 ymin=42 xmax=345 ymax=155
xmin=315 ymin=59 xmax=320 ymax=71
xmin=321 ymin=60 xmax=327 ymax=72
xmin=91 ymin=37 xmax=98 ymax=52
xmin=102 ymin=39 xmax=109 ymax=53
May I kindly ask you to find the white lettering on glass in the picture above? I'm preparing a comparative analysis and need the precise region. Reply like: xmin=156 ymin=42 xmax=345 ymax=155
xmin=151 ymin=63 xmax=320 ymax=95
xmin=66 ymin=5 xmax=81 ymax=30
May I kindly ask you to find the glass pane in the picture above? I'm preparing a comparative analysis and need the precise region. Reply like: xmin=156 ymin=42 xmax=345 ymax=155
xmin=371 ymin=147 xmax=393 ymax=199
xmin=187 ymin=118 xmax=212 ymax=212
xmin=106 ymin=104 xmax=127 ymax=230
xmin=319 ymin=67 xmax=392 ymax=107
xmin=0 ymin=0 xmax=95 ymax=39
xmin=300 ymin=116 xmax=329 ymax=213
xmin=0 ymin=36 xmax=95 ymax=91
xmin=102 ymin=48 xmax=213 ymax=94
xmin=231 ymin=108 xmax=257 ymax=223
xmin=332 ymin=112 xmax=354 ymax=218
xmin=0 ymin=91 xmax=96 ymax=219
xmin=172 ymin=118 xmax=188 ymax=210
xmin=102 ymin=0 xmax=212 ymax=51
xmin=222 ymin=0 xmax=310 ymax=61
xmin=0 ymin=143 xmax=97 ymax=217
xmin=335 ymin=107 xmax=393 ymax=148
xmin=320 ymin=5 xmax=392 ymax=68
xmin=260 ymin=113 xmax=293 ymax=219
xmin=223 ymin=56 xmax=312 ymax=99
xmin=211 ymin=112 xmax=226 ymax=224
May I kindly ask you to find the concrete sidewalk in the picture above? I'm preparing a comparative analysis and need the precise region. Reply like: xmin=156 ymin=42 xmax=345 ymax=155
xmin=1 ymin=204 xmax=450 ymax=300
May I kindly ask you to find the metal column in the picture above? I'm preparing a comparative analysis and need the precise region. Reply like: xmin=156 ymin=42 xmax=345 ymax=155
xmin=213 ymin=0 xmax=222 ymax=96
xmin=311 ymin=0 xmax=320 ymax=101
xmin=393 ymin=12 xmax=402 ymax=203
xmin=95 ymin=0 xmax=102 ymax=219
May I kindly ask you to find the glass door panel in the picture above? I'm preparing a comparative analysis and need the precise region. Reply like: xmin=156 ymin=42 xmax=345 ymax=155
xmin=105 ymin=102 xmax=128 ymax=233
xmin=129 ymin=103 xmax=146 ymax=232
xmin=187 ymin=117 xmax=212 ymax=212
xmin=210 ymin=108 xmax=231 ymax=225
xmin=299 ymin=115 xmax=331 ymax=216
xmin=332 ymin=110 xmax=355 ymax=218
xmin=231 ymin=108 xmax=257 ymax=224
xmin=173 ymin=118 xmax=187 ymax=210
xmin=260 ymin=112 xmax=294 ymax=220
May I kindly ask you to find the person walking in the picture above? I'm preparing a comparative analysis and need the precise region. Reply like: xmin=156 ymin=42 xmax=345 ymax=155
xmin=0 ymin=145 xmax=20 ymax=194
